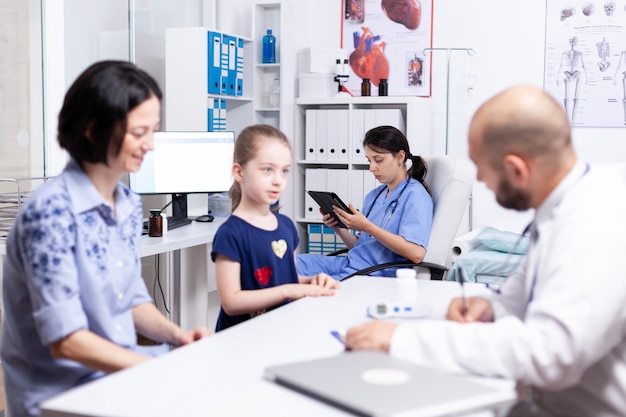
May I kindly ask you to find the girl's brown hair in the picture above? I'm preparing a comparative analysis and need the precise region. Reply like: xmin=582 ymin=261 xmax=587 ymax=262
xmin=230 ymin=124 xmax=292 ymax=211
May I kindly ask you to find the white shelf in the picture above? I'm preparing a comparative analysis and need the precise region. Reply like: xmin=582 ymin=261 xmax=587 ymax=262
xmin=296 ymin=96 xmax=430 ymax=106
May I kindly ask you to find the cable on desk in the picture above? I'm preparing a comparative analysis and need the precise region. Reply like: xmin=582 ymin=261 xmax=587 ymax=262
xmin=151 ymin=254 xmax=169 ymax=315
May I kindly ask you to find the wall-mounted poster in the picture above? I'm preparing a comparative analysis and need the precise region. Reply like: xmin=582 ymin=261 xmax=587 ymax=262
xmin=544 ymin=1 xmax=626 ymax=127
xmin=341 ymin=0 xmax=433 ymax=97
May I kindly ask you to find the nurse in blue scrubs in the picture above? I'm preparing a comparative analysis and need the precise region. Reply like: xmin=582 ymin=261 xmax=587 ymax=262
xmin=297 ymin=125 xmax=433 ymax=281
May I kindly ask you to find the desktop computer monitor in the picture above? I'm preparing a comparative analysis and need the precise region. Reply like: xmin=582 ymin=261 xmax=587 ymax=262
xmin=129 ymin=130 xmax=235 ymax=220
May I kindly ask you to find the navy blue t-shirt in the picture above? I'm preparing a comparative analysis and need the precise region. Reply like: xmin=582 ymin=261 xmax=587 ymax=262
xmin=211 ymin=213 xmax=300 ymax=331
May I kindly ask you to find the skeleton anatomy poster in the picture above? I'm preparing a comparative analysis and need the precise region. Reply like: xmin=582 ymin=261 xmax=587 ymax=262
xmin=341 ymin=0 xmax=433 ymax=97
xmin=544 ymin=1 xmax=626 ymax=127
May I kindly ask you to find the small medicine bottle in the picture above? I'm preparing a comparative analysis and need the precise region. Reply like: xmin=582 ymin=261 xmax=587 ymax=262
xmin=148 ymin=209 xmax=163 ymax=237
xmin=361 ymin=78 xmax=371 ymax=96
xmin=378 ymin=78 xmax=388 ymax=96
xmin=396 ymin=268 xmax=418 ymax=306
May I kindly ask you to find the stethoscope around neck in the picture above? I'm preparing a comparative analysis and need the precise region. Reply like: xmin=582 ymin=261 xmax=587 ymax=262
xmin=365 ymin=178 xmax=411 ymax=229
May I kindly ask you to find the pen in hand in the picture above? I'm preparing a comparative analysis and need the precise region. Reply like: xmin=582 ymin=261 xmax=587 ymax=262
xmin=458 ymin=268 xmax=468 ymax=316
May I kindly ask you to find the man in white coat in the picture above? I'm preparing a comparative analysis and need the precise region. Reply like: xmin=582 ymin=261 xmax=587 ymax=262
xmin=345 ymin=85 xmax=626 ymax=417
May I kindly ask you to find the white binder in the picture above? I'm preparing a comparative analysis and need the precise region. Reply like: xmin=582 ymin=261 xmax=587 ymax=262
xmin=316 ymin=110 xmax=328 ymax=161
xmin=351 ymin=109 xmax=366 ymax=162
xmin=305 ymin=109 xmax=317 ymax=161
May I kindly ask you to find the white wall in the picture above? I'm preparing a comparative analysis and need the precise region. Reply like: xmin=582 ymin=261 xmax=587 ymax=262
xmin=202 ymin=0 xmax=626 ymax=232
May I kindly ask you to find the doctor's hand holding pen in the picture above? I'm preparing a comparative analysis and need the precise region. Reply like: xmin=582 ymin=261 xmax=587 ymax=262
xmin=445 ymin=269 xmax=495 ymax=323
xmin=446 ymin=297 xmax=495 ymax=323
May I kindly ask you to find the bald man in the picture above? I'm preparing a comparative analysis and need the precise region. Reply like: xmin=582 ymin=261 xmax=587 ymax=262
xmin=345 ymin=86 xmax=626 ymax=416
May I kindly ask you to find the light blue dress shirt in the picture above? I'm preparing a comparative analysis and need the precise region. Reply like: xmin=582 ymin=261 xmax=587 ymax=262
xmin=1 ymin=159 xmax=153 ymax=417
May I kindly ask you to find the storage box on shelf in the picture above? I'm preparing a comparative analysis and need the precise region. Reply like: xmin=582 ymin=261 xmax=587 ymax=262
xmin=293 ymin=96 xmax=432 ymax=253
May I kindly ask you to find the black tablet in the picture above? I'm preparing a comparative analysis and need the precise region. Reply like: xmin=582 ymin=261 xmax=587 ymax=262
xmin=307 ymin=191 xmax=351 ymax=229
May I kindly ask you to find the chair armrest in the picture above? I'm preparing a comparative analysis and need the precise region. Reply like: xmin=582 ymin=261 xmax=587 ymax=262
xmin=342 ymin=261 xmax=448 ymax=280
xmin=326 ymin=248 xmax=349 ymax=256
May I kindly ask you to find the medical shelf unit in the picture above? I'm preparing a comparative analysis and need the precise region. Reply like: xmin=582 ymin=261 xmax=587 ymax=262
xmin=252 ymin=0 xmax=295 ymax=216
xmin=293 ymin=96 xmax=431 ymax=252
xmin=164 ymin=27 xmax=253 ymax=134
xmin=252 ymin=1 xmax=295 ymax=133
xmin=164 ymin=1 xmax=293 ymax=133
xmin=164 ymin=0 xmax=295 ymax=214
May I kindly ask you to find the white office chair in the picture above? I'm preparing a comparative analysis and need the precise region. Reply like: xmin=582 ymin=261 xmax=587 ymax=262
xmin=342 ymin=155 xmax=475 ymax=280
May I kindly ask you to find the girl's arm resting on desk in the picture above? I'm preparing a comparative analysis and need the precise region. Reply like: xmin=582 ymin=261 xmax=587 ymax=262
xmin=216 ymin=254 xmax=336 ymax=316
xmin=298 ymin=270 xmax=341 ymax=289
xmin=50 ymin=329 xmax=151 ymax=373
xmin=132 ymin=303 xmax=211 ymax=346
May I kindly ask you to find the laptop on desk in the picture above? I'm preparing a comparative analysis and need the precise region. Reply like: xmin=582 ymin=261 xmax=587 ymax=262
xmin=264 ymin=351 xmax=515 ymax=417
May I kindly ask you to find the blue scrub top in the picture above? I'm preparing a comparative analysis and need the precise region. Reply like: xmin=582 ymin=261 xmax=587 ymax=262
xmin=347 ymin=178 xmax=433 ymax=273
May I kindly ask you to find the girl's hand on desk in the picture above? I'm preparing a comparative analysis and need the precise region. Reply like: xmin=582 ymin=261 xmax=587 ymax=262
xmin=446 ymin=297 xmax=494 ymax=323
xmin=345 ymin=321 xmax=399 ymax=352
xmin=309 ymin=272 xmax=341 ymax=289
xmin=284 ymin=283 xmax=336 ymax=301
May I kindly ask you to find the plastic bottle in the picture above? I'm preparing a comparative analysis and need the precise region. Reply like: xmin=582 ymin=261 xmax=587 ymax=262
xmin=396 ymin=268 xmax=418 ymax=306
xmin=262 ymin=29 xmax=276 ymax=64
xmin=378 ymin=78 xmax=388 ymax=96
xmin=268 ymin=78 xmax=280 ymax=108
xmin=361 ymin=78 xmax=371 ymax=96
xmin=148 ymin=209 xmax=163 ymax=237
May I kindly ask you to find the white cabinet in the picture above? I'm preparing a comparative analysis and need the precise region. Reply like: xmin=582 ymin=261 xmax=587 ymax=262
xmin=164 ymin=0 xmax=295 ymax=215
xmin=163 ymin=0 xmax=294 ymax=137
xmin=164 ymin=27 xmax=253 ymax=134
xmin=252 ymin=1 xmax=294 ymax=133
xmin=293 ymin=96 xmax=431 ymax=252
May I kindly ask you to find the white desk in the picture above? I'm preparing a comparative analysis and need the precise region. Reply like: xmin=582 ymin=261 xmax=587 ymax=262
xmin=40 ymin=277 xmax=517 ymax=417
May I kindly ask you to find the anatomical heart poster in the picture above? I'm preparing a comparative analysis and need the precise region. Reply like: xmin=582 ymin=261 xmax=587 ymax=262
xmin=341 ymin=0 xmax=433 ymax=97
xmin=544 ymin=1 xmax=626 ymax=127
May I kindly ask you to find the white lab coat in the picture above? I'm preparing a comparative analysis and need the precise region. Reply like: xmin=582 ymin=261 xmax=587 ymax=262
xmin=390 ymin=161 xmax=626 ymax=417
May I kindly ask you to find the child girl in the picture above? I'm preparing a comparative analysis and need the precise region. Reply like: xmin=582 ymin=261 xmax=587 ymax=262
xmin=211 ymin=124 xmax=339 ymax=331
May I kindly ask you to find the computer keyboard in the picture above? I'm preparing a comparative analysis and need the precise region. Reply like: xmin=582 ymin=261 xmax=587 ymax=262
xmin=142 ymin=217 xmax=192 ymax=235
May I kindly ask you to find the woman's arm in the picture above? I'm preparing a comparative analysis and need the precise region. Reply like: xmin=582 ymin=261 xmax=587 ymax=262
xmin=50 ymin=330 xmax=150 ymax=373
xmin=49 ymin=304 xmax=210 ymax=374
xmin=132 ymin=303 xmax=210 ymax=346
xmin=215 ymin=254 xmax=335 ymax=316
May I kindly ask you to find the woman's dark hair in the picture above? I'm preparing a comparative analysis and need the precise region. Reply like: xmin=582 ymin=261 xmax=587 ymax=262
xmin=57 ymin=60 xmax=162 ymax=164
xmin=363 ymin=125 xmax=430 ymax=194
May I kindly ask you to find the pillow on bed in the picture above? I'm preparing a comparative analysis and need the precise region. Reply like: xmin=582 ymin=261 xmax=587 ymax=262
xmin=475 ymin=226 xmax=529 ymax=254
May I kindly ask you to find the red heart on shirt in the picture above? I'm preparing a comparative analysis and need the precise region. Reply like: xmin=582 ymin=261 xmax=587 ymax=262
xmin=254 ymin=266 xmax=273 ymax=286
